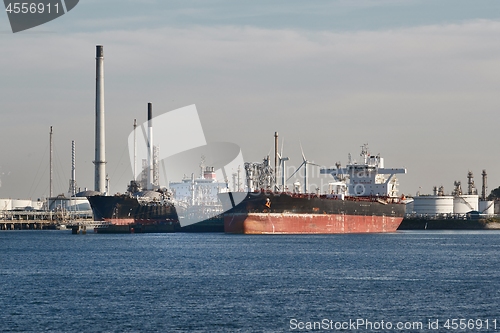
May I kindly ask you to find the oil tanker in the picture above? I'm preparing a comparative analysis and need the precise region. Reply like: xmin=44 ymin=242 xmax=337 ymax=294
xmin=88 ymin=169 xmax=228 ymax=233
xmin=219 ymin=142 xmax=407 ymax=234
xmin=87 ymin=181 xmax=180 ymax=233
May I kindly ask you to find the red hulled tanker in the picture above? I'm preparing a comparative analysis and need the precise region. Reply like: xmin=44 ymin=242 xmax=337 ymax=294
xmin=219 ymin=143 xmax=407 ymax=234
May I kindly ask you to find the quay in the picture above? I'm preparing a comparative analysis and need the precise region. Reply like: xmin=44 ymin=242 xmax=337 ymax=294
xmin=0 ymin=210 xmax=93 ymax=230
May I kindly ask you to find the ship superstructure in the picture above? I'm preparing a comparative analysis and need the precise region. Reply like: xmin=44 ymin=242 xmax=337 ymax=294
xmin=320 ymin=144 xmax=406 ymax=197
xmin=170 ymin=166 xmax=228 ymax=206
xmin=169 ymin=165 xmax=229 ymax=231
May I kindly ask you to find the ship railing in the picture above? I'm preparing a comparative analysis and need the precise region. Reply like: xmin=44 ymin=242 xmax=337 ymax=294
xmin=252 ymin=189 xmax=403 ymax=203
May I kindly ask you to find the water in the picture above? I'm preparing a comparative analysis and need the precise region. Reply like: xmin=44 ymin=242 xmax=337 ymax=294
xmin=1 ymin=230 xmax=500 ymax=332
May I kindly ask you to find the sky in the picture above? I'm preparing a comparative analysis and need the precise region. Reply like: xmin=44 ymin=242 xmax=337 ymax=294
xmin=1 ymin=0 xmax=500 ymax=200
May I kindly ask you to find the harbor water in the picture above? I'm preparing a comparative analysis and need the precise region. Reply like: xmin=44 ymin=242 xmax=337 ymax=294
xmin=1 ymin=231 xmax=500 ymax=332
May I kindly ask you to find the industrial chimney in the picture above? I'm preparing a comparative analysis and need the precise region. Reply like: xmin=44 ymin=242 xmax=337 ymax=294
xmin=482 ymin=169 xmax=487 ymax=200
xmin=94 ymin=45 xmax=106 ymax=194
xmin=147 ymin=103 xmax=153 ymax=190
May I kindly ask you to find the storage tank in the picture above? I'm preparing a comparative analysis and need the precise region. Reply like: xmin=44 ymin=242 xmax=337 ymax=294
xmin=11 ymin=199 xmax=33 ymax=210
xmin=66 ymin=197 xmax=91 ymax=211
xmin=453 ymin=195 xmax=479 ymax=214
xmin=412 ymin=195 xmax=454 ymax=215
xmin=0 ymin=199 xmax=12 ymax=211
xmin=31 ymin=200 xmax=44 ymax=210
xmin=405 ymin=198 xmax=414 ymax=215
xmin=479 ymin=200 xmax=494 ymax=216
xmin=47 ymin=197 xmax=91 ymax=212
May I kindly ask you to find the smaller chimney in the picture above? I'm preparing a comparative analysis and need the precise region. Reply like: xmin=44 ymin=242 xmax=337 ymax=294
xmin=482 ymin=169 xmax=487 ymax=200
xmin=147 ymin=103 xmax=154 ymax=190
xmin=274 ymin=132 xmax=278 ymax=191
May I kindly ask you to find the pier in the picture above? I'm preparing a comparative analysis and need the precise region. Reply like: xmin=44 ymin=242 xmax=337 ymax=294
xmin=0 ymin=210 xmax=93 ymax=230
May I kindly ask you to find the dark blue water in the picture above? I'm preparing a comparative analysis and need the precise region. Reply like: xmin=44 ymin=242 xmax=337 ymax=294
xmin=1 ymin=231 xmax=500 ymax=332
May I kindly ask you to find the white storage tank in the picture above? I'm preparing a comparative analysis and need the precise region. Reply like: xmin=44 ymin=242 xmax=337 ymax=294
xmin=31 ymin=200 xmax=44 ymax=210
xmin=0 ymin=198 xmax=12 ymax=211
xmin=48 ymin=197 xmax=91 ymax=212
xmin=11 ymin=199 xmax=33 ymax=210
xmin=479 ymin=200 xmax=494 ymax=216
xmin=412 ymin=195 xmax=454 ymax=215
xmin=453 ymin=195 xmax=479 ymax=214
xmin=66 ymin=197 xmax=91 ymax=211
xmin=405 ymin=198 xmax=414 ymax=215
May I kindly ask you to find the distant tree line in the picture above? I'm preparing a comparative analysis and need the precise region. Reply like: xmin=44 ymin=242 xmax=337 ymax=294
xmin=487 ymin=186 xmax=500 ymax=200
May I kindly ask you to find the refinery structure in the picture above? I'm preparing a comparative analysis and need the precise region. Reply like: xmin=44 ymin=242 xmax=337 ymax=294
xmin=0 ymin=135 xmax=94 ymax=230
xmin=0 ymin=124 xmax=94 ymax=230
xmin=407 ymin=170 xmax=496 ymax=218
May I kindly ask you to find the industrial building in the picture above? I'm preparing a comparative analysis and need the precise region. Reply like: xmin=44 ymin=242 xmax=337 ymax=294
xmin=409 ymin=170 xmax=496 ymax=218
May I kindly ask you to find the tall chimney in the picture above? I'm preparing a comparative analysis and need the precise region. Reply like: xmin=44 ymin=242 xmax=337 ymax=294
xmin=133 ymin=119 xmax=137 ymax=181
xmin=274 ymin=131 xmax=278 ymax=191
xmin=50 ymin=126 xmax=53 ymax=198
xmin=94 ymin=45 xmax=106 ymax=193
xmin=147 ymin=103 xmax=153 ymax=190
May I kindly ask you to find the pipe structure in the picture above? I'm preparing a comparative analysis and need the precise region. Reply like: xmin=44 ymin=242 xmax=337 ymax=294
xmin=94 ymin=45 xmax=106 ymax=193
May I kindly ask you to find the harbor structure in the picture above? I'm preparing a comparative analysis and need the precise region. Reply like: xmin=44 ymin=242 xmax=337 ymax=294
xmin=410 ymin=170 xmax=494 ymax=218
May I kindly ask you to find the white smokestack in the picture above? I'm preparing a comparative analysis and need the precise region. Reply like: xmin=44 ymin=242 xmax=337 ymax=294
xmin=94 ymin=45 xmax=106 ymax=194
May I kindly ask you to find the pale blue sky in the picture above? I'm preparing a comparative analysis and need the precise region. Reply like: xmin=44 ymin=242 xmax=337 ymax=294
xmin=1 ymin=1 xmax=500 ymax=199
xmin=51 ymin=0 xmax=500 ymax=31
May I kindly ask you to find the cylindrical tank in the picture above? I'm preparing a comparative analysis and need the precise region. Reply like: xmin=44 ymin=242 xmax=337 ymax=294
xmin=11 ymin=199 xmax=33 ymax=210
xmin=453 ymin=195 xmax=479 ymax=214
xmin=47 ymin=197 xmax=91 ymax=211
xmin=412 ymin=195 xmax=454 ymax=215
xmin=479 ymin=200 xmax=494 ymax=216
xmin=405 ymin=199 xmax=414 ymax=214
xmin=66 ymin=198 xmax=91 ymax=211
xmin=0 ymin=199 xmax=12 ymax=211
xmin=31 ymin=200 xmax=44 ymax=210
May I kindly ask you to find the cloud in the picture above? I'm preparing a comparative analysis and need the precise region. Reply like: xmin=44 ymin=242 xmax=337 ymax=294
xmin=1 ymin=19 xmax=500 ymax=197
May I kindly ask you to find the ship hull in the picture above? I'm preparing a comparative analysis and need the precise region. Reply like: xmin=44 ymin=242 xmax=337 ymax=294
xmin=94 ymin=222 xmax=178 ymax=233
xmin=179 ymin=216 xmax=224 ymax=232
xmin=219 ymin=192 xmax=405 ymax=234
xmin=87 ymin=195 xmax=180 ymax=233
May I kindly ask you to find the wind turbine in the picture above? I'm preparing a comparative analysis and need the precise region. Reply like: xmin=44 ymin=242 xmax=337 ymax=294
xmin=277 ymin=137 xmax=289 ymax=191
xmin=287 ymin=143 xmax=319 ymax=193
